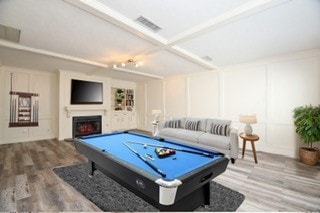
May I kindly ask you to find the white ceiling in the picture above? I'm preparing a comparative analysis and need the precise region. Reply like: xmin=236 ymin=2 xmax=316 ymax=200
xmin=0 ymin=0 xmax=319 ymax=81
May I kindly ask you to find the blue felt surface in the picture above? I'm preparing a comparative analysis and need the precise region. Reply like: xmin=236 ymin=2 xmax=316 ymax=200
xmin=80 ymin=132 xmax=222 ymax=181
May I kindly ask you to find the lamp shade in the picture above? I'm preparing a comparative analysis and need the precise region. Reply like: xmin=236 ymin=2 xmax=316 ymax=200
xmin=239 ymin=114 xmax=257 ymax=124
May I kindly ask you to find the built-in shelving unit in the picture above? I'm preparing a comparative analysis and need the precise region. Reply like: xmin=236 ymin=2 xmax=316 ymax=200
xmin=111 ymin=87 xmax=136 ymax=131
xmin=125 ymin=89 xmax=134 ymax=111
xmin=111 ymin=87 xmax=134 ymax=111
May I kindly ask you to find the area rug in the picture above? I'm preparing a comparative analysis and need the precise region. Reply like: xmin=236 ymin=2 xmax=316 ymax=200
xmin=53 ymin=163 xmax=245 ymax=211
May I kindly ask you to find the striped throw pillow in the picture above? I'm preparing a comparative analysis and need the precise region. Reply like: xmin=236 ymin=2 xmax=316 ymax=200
xmin=165 ymin=120 xmax=181 ymax=128
xmin=185 ymin=121 xmax=200 ymax=131
xmin=210 ymin=124 xmax=230 ymax=136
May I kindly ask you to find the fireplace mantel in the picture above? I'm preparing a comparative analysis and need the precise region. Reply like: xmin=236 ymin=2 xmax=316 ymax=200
xmin=65 ymin=105 xmax=107 ymax=118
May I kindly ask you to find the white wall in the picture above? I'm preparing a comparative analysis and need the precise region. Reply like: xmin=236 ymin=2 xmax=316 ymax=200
xmin=58 ymin=70 xmax=110 ymax=140
xmin=223 ymin=50 xmax=320 ymax=157
xmin=0 ymin=66 xmax=57 ymax=144
xmin=138 ymin=79 xmax=165 ymax=130
xmin=57 ymin=69 xmax=136 ymax=140
xmin=137 ymin=50 xmax=320 ymax=157
xmin=188 ymin=71 xmax=220 ymax=118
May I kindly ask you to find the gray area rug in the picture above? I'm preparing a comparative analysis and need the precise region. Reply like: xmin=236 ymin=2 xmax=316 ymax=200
xmin=53 ymin=163 xmax=245 ymax=212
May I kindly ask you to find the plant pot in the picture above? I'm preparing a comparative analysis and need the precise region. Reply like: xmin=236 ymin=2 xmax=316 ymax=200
xmin=299 ymin=147 xmax=319 ymax=166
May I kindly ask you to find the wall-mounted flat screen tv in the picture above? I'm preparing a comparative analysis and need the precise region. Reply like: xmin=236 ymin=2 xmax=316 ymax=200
xmin=71 ymin=79 xmax=103 ymax=104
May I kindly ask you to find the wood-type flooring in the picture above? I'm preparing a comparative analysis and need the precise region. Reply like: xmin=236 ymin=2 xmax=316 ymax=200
xmin=0 ymin=137 xmax=319 ymax=211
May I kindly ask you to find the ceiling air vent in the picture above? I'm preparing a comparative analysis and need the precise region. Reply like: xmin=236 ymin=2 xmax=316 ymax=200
xmin=135 ymin=16 xmax=161 ymax=32
xmin=0 ymin=24 xmax=21 ymax=43
xmin=202 ymin=56 xmax=214 ymax=62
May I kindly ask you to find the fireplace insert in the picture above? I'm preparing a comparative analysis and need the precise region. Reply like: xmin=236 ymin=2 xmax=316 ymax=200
xmin=73 ymin=116 xmax=102 ymax=138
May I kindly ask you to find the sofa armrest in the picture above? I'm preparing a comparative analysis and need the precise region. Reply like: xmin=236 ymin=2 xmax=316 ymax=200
xmin=229 ymin=128 xmax=239 ymax=159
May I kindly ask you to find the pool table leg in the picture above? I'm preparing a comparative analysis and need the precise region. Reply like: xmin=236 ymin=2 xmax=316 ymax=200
xmin=203 ymin=182 xmax=210 ymax=206
xmin=88 ymin=160 xmax=96 ymax=177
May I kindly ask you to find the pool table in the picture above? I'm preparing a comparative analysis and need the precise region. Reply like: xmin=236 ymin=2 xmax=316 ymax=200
xmin=74 ymin=131 xmax=229 ymax=211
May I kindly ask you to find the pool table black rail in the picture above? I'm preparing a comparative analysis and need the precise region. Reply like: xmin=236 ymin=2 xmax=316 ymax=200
xmin=74 ymin=137 xmax=229 ymax=211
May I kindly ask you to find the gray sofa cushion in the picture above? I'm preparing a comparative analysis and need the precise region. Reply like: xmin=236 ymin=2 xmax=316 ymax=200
xmin=198 ymin=133 xmax=230 ymax=150
xmin=209 ymin=123 xmax=230 ymax=136
xmin=164 ymin=120 xmax=181 ymax=128
xmin=205 ymin=119 xmax=231 ymax=132
xmin=169 ymin=117 xmax=187 ymax=128
xmin=185 ymin=118 xmax=207 ymax=132
xmin=175 ymin=130 xmax=205 ymax=142
xmin=185 ymin=120 xmax=200 ymax=131
xmin=158 ymin=128 xmax=184 ymax=138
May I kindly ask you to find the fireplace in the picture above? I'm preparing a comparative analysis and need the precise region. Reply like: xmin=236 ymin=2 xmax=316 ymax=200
xmin=73 ymin=115 xmax=102 ymax=138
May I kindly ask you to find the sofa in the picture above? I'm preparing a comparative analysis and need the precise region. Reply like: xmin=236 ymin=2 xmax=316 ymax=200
xmin=155 ymin=117 xmax=239 ymax=163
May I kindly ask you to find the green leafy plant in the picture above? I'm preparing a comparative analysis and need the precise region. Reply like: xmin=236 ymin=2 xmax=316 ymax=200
xmin=115 ymin=89 xmax=124 ymax=103
xmin=293 ymin=105 xmax=320 ymax=150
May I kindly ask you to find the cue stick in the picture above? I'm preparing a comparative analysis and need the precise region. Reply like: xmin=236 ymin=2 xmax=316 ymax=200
xmin=122 ymin=142 xmax=166 ymax=178
xmin=13 ymin=97 xmax=16 ymax=122
xmin=127 ymin=141 xmax=215 ymax=158
xmin=9 ymin=73 xmax=13 ymax=124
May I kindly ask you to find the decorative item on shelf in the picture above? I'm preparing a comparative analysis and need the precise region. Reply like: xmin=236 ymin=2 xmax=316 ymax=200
xmin=115 ymin=89 xmax=124 ymax=103
xmin=293 ymin=105 xmax=320 ymax=166
xmin=112 ymin=59 xmax=144 ymax=68
xmin=239 ymin=114 xmax=257 ymax=135
xmin=115 ymin=89 xmax=124 ymax=110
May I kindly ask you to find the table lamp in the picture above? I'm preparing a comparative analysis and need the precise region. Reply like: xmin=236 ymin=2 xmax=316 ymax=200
xmin=151 ymin=109 xmax=162 ymax=122
xmin=239 ymin=114 xmax=257 ymax=135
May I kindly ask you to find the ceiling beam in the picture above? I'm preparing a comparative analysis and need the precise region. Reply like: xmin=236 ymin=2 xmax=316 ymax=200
xmin=85 ymin=67 xmax=107 ymax=76
xmin=63 ymin=0 xmax=293 ymax=72
xmin=64 ymin=0 xmax=218 ymax=70
xmin=169 ymin=46 xmax=218 ymax=70
xmin=0 ymin=40 xmax=164 ymax=79
xmin=0 ymin=40 xmax=109 ymax=68
xmin=112 ymin=67 xmax=164 ymax=79
xmin=64 ymin=0 xmax=167 ymax=46
xmin=167 ymin=0 xmax=293 ymax=46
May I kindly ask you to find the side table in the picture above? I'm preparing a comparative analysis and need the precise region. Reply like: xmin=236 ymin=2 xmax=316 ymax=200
xmin=239 ymin=133 xmax=260 ymax=164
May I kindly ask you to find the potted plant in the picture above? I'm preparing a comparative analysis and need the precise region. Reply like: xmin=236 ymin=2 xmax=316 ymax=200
xmin=115 ymin=89 xmax=124 ymax=103
xmin=293 ymin=105 xmax=320 ymax=165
